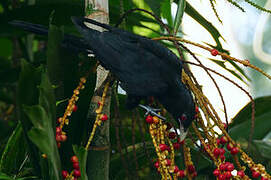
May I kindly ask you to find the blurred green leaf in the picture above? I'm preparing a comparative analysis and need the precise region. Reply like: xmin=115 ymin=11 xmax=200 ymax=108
xmin=229 ymin=96 xmax=271 ymax=140
xmin=0 ymin=172 xmax=37 ymax=180
xmin=184 ymin=2 xmax=224 ymax=49
xmin=0 ymin=38 xmax=12 ymax=58
xmin=24 ymin=105 xmax=61 ymax=180
xmin=230 ymin=96 xmax=271 ymax=127
xmin=209 ymin=59 xmax=249 ymax=84
xmin=173 ymin=0 xmax=186 ymax=34
xmin=161 ymin=0 xmax=173 ymax=28
xmin=254 ymin=140 xmax=271 ymax=159
xmin=17 ymin=60 xmax=42 ymax=176
xmin=17 ymin=60 xmax=60 ymax=179
xmin=0 ymin=122 xmax=26 ymax=175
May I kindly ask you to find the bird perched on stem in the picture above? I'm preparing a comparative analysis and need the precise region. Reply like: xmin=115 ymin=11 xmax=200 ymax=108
xmin=10 ymin=17 xmax=195 ymax=140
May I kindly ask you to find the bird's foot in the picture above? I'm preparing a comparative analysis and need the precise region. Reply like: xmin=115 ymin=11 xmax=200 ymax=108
xmin=138 ymin=104 xmax=166 ymax=120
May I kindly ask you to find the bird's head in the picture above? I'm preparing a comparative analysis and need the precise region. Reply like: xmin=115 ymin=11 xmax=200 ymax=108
xmin=177 ymin=109 xmax=196 ymax=141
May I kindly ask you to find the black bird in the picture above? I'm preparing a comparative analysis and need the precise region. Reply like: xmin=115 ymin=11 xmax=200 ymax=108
xmin=10 ymin=17 xmax=195 ymax=140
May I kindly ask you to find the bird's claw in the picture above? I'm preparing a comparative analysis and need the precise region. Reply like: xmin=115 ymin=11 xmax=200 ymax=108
xmin=138 ymin=104 xmax=166 ymax=120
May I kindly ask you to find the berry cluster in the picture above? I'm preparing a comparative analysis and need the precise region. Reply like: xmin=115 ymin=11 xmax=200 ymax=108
xmin=147 ymin=114 xmax=197 ymax=179
xmin=56 ymin=77 xmax=87 ymax=148
xmin=213 ymin=162 xmax=235 ymax=180
xmin=62 ymin=156 xmax=81 ymax=180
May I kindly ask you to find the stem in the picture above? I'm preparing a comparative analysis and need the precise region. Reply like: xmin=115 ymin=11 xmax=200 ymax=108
xmin=85 ymin=0 xmax=111 ymax=180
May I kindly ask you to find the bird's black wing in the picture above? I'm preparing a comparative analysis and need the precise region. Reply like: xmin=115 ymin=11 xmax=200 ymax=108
xmin=72 ymin=17 xmax=184 ymax=97
xmin=94 ymin=32 xmax=169 ymax=96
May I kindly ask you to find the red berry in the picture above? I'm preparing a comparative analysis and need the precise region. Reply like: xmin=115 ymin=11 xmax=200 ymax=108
xmin=220 ymin=155 xmax=225 ymax=161
xmin=177 ymin=170 xmax=185 ymax=178
xmin=188 ymin=165 xmax=195 ymax=173
xmin=174 ymin=166 xmax=179 ymax=173
xmin=154 ymin=161 xmax=159 ymax=168
xmin=73 ymin=169 xmax=81 ymax=177
xmin=230 ymin=147 xmax=239 ymax=155
xmin=168 ymin=132 xmax=177 ymax=139
xmin=226 ymin=143 xmax=233 ymax=151
xmin=177 ymin=138 xmax=184 ymax=145
xmin=166 ymin=159 xmax=171 ymax=166
xmin=220 ymin=136 xmax=228 ymax=145
xmin=218 ymin=173 xmax=226 ymax=180
xmin=223 ymin=123 xmax=228 ymax=129
xmin=72 ymin=105 xmax=78 ymax=112
xmin=219 ymin=163 xmax=227 ymax=171
xmin=73 ymin=162 xmax=80 ymax=170
xmin=173 ymin=142 xmax=181 ymax=150
xmin=226 ymin=163 xmax=234 ymax=171
xmin=71 ymin=156 xmax=79 ymax=163
xmin=100 ymin=114 xmax=108 ymax=121
xmin=145 ymin=115 xmax=153 ymax=124
xmin=56 ymin=135 xmax=62 ymax=142
xmin=220 ymin=148 xmax=225 ymax=155
xmin=159 ymin=144 xmax=168 ymax=151
xmin=57 ymin=142 xmax=61 ymax=148
xmin=252 ymin=171 xmax=260 ymax=178
xmin=213 ymin=148 xmax=221 ymax=157
xmin=225 ymin=171 xmax=232 ymax=179
xmin=213 ymin=169 xmax=220 ymax=177
xmin=237 ymin=170 xmax=245 ymax=178
xmin=211 ymin=49 xmax=219 ymax=56
xmin=261 ymin=177 xmax=268 ymax=180
xmin=195 ymin=106 xmax=199 ymax=113
xmin=56 ymin=126 xmax=61 ymax=134
xmin=216 ymin=138 xmax=221 ymax=145
xmin=62 ymin=170 xmax=68 ymax=178
xmin=192 ymin=172 xmax=197 ymax=177
xmin=60 ymin=134 xmax=67 ymax=142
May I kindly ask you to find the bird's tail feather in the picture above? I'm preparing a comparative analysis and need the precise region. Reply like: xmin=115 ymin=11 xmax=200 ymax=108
xmin=9 ymin=20 xmax=90 ymax=53
xmin=9 ymin=20 xmax=49 ymax=35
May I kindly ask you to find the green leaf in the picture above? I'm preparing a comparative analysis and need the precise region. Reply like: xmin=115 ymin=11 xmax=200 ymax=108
xmin=184 ymin=2 xmax=224 ymax=49
xmin=254 ymin=140 xmax=271 ymax=159
xmin=161 ymin=0 xmax=173 ymax=28
xmin=230 ymin=96 xmax=271 ymax=127
xmin=0 ymin=172 xmax=13 ymax=180
xmin=17 ymin=60 xmax=43 ymax=176
xmin=173 ymin=0 xmax=186 ymax=34
xmin=144 ymin=0 xmax=162 ymax=18
xmin=73 ymin=145 xmax=88 ymax=180
xmin=38 ymin=72 xmax=56 ymax=124
xmin=229 ymin=96 xmax=271 ymax=140
xmin=0 ymin=122 xmax=26 ymax=175
xmin=18 ymin=60 xmax=60 ymax=179
xmin=209 ymin=58 xmax=249 ymax=84
xmin=23 ymin=105 xmax=61 ymax=180
xmin=0 ymin=172 xmax=37 ymax=180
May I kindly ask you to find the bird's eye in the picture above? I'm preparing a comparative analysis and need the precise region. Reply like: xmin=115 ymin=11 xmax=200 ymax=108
xmin=180 ymin=114 xmax=187 ymax=122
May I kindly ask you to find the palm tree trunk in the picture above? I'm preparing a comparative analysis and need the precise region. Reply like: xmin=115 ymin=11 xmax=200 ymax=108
xmin=85 ymin=1 xmax=111 ymax=180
